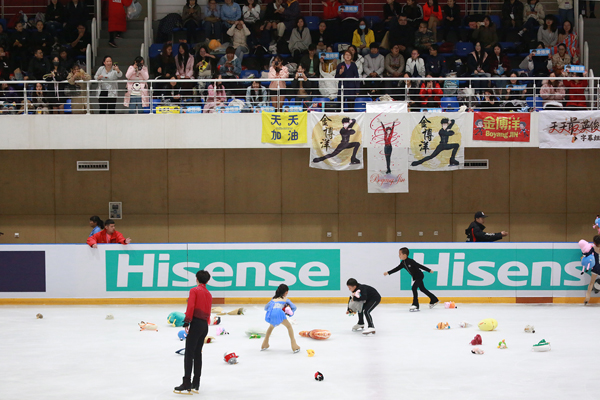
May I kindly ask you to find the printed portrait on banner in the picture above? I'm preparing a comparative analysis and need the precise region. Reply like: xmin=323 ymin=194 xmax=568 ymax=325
xmin=539 ymin=111 xmax=600 ymax=149
xmin=409 ymin=113 xmax=466 ymax=171
xmin=309 ymin=113 xmax=364 ymax=170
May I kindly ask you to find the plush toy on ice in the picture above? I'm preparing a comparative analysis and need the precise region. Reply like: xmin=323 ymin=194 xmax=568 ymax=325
xmin=167 ymin=312 xmax=186 ymax=327
xmin=593 ymin=215 xmax=600 ymax=234
xmin=579 ymin=239 xmax=599 ymax=275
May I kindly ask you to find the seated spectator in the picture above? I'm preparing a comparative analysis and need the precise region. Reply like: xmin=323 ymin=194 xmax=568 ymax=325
xmin=66 ymin=62 xmax=91 ymax=114
xmin=562 ymin=69 xmax=587 ymax=110
xmin=95 ymin=55 xmax=122 ymax=114
xmin=423 ymin=0 xmax=442 ymax=42
xmin=58 ymin=47 xmax=75 ymax=72
xmin=352 ymin=18 xmax=375 ymax=56
xmin=194 ymin=45 xmax=217 ymax=79
xmin=519 ymin=42 xmax=551 ymax=76
xmin=28 ymin=82 xmax=49 ymax=114
xmin=0 ymin=24 xmax=8 ymax=50
xmin=269 ymin=55 xmax=289 ymax=111
xmin=551 ymin=43 xmax=571 ymax=74
xmin=414 ymin=21 xmax=434 ymax=53
xmin=89 ymin=216 xmax=104 ymax=237
xmin=538 ymin=15 xmax=558 ymax=47
xmin=402 ymin=0 xmax=424 ymax=29
xmin=31 ymin=20 xmax=54 ymax=56
xmin=553 ymin=20 xmax=578 ymax=63
xmin=338 ymin=0 xmax=362 ymax=42
xmin=419 ymin=75 xmax=443 ymax=107
xmin=312 ymin=21 xmax=334 ymax=51
xmin=204 ymin=73 xmax=227 ymax=112
xmin=341 ymin=45 xmax=364 ymax=76
xmin=221 ymin=0 xmax=242 ymax=36
xmin=300 ymin=44 xmax=320 ymax=79
xmin=45 ymin=0 xmax=66 ymax=39
xmin=289 ymin=17 xmax=312 ymax=63
xmin=156 ymin=43 xmax=177 ymax=80
xmin=384 ymin=44 xmax=406 ymax=80
xmin=277 ymin=0 xmax=301 ymax=39
xmin=501 ymin=0 xmax=524 ymax=31
xmin=227 ymin=20 xmax=251 ymax=60
xmin=540 ymin=71 xmax=566 ymax=109
xmin=442 ymin=0 xmax=461 ymax=42
xmin=319 ymin=45 xmax=339 ymax=99
xmin=243 ymin=0 xmax=261 ymax=33
xmin=87 ymin=219 xmax=131 ymax=248
xmin=386 ymin=14 xmax=414 ymax=59
xmin=10 ymin=22 xmax=31 ymax=72
xmin=264 ymin=0 xmax=285 ymax=42
xmin=182 ymin=0 xmax=203 ymax=44
xmin=323 ymin=0 xmax=342 ymax=30
xmin=472 ymin=16 xmax=498 ymax=50
xmin=45 ymin=56 xmax=68 ymax=114
xmin=175 ymin=43 xmax=195 ymax=94
xmin=0 ymin=80 xmax=18 ymax=114
xmin=124 ymin=56 xmax=149 ymax=114
xmin=500 ymin=85 xmax=527 ymax=110
xmin=27 ymin=48 xmax=52 ymax=81
xmin=478 ymin=89 xmax=500 ymax=111
xmin=217 ymin=46 xmax=242 ymax=83
xmin=406 ymin=48 xmax=425 ymax=77
xmin=291 ymin=64 xmax=314 ymax=99
xmin=69 ymin=24 xmax=91 ymax=58
xmin=363 ymin=43 xmax=384 ymax=94
xmin=158 ymin=77 xmax=183 ymax=105
xmin=520 ymin=0 xmax=545 ymax=39
xmin=488 ymin=44 xmax=510 ymax=76
xmin=384 ymin=0 xmax=403 ymax=24
xmin=466 ymin=42 xmax=490 ymax=77
xmin=204 ymin=0 xmax=222 ymax=41
xmin=425 ymin=44 xmax=447 ymax=77
xmin=245 ymin=80 xmax=268 ymax=109
xmin=399 ymin=72 xmax=420 ymax=108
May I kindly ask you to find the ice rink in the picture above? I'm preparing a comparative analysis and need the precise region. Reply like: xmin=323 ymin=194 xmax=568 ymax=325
xmin=0 ymin=302 xmax=597 ymax=400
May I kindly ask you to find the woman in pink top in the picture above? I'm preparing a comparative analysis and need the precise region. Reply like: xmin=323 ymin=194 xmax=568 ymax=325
xmin=124 ymin=56 xmax=150 ymax=113
xmin=204 ymin=73 xmax=226 ymax=113
xmin=269 ymin=55 xmax=289 ymax=111
xmin=540 ymin=71 xmax=565 ymax=109
xmin=175 ymin=43 xmax=195 ymax=94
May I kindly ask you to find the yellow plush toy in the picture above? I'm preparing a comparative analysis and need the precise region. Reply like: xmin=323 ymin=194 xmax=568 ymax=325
xmin=478 ymin=318 xmax=498 ymax=331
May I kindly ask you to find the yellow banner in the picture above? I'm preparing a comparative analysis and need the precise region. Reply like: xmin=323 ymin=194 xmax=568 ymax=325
xmin=261 ymin=112 xmax=307 ymax=144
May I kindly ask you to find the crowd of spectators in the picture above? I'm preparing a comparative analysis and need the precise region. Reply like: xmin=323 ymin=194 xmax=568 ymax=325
xmin=0 ymin=0 xmax=593 ymax=113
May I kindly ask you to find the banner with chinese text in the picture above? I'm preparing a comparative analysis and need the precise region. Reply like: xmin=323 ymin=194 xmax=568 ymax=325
xmin=261 ymin=112 xmax=307 ymax=145
xmin=473 ymin=112 xmax=531 ymax=142
xmin=539 ymin=111 xmax=600 ymax=148
xmin=365 ymin=112 xmax=409 ymax=193
xmin=408 ymin=112 xmax=468 ymax=171
xmin=309 ymin=113 xmax=364 ymax=170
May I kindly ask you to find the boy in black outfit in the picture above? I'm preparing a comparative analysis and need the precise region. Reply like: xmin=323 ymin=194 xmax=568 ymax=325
xmin=346 ymin=278 xmax=381 ymax=334
xmin=384 ymin=247 xmax=439 ymax=312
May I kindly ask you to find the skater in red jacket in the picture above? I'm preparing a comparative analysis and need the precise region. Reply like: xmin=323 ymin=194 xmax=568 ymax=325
xmin=106 ymin=0 xmax=133 ymax=48
xmin=86 ymin=219 xmax=131 ymax=247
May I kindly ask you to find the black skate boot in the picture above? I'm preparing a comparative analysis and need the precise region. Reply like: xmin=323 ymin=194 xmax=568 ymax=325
xmin=191 ymin=376 xmax=200 ymax=394
xmin=174 ymin=377 xmax=192 ymax=395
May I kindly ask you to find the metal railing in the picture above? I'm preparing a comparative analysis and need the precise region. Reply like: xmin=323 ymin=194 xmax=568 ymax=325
xmin=1 ymin=75 xmax=597 ymax=115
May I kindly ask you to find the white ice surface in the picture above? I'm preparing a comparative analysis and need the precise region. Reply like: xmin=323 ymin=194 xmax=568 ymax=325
xmin=0 ymin=303 xmax=597 ymax=400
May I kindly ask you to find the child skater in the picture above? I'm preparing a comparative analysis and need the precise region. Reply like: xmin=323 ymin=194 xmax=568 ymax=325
xmin=261 ymin=284 xmax=301 ymax=353
xmin=174 ymin=270 xmax=212 ymax=395
xmin=584 ymin=235 xmax=600 ymax=305
xmin=346 ymin=278 xmax=381 ymax=335
xmin=384 ymin=247 xmax=439 ymax=312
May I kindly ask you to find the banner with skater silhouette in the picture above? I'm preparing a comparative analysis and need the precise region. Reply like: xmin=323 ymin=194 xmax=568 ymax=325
xmin=365 ymin=112 xmax=409 ymax=193
xmin=309 ymin=113 xmax=364 ymax=170
xmin=538 ymin=111 xmax=600 ymax=148
xmin=408 ymin=113 xmax=467 ymax=171
xmin=472 ymin=112 xmax=531 ymax=142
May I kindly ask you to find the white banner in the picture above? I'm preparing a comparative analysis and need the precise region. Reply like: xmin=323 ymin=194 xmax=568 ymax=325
xmin=366 ymin=101 xmax=408 ymax=113
xmin=309 ymin=113 xmax=364 ymax=170
xmin=408 ymin=112 xmax=468 ymax=171
xmin=539 ymin=111 xmax=600 ymax=149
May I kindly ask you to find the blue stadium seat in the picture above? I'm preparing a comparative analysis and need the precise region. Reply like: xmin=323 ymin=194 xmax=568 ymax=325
xmin=490 ymin=15 xmax=501 ymax=28
xmin=149 ymin=43 xmax=163 ymax=59
xmin=526 ymin=96 xmax=544 ymax=111
xmin=311 ymin=97 xmax=330 ymax=111
xmin=455 ymin=42 xmax=474 ymax=58
xmin=0 ymin=18 xmax=6 ymax=29
xmin=305 ymin=16 xmax=320 ymax=31
xmin=363 ymin=16 xmax=381 ymax=29
xmin=151 ymin=98 xmax=161 ymax=113
xmin=354 ymin=96 xmax=372 ymax=112
xmin=240 ymin=69 xmax=259 ymax=86
xmin=440 ymin=96 xmax=459 ymax=111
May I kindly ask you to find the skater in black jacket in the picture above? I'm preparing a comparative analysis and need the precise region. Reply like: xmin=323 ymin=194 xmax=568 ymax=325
xmin=384 ymin=247 xmax=439 ymax=311
xmin=346 ymin=278 xmax=381 ymax=334
xmin=465 ymin=211 xmax=508 ymax=242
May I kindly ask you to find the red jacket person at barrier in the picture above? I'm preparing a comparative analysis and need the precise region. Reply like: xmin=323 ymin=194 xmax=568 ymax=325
xmin=86 ymin=219 xmax=131 ymax=248
xmin=465 ymin=211 xmax=508 ymax=242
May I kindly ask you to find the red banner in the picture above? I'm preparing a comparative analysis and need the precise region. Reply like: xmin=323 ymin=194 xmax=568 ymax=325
xmin=472 ymin=112 xmax=531 ymax=142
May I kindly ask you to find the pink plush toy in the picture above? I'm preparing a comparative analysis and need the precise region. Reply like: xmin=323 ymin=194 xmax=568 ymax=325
xmin=579 ymin=240 xmax=596 ymax=275
xmin=283 ymin=305 xmax=294 ymax=316
xmin=354 ymin=289 xmax=361 ymax=298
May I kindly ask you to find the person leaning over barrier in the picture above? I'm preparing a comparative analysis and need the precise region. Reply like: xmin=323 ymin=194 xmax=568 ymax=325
xmin=465 ymin=211 xmax=508 ymax=242
xmin=87 ymin=219 xmax=131 ymax=248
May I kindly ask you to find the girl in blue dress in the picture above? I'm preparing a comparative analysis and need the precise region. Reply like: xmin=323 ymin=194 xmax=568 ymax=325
xmin=261 ymin=284 xmax=301 ymax=353
xmin=89 ymin=216 xmax=104 ymax=237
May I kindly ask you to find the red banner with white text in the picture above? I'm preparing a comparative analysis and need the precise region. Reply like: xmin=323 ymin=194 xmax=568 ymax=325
xmin=472 ymin=112 xmax=531 ymax=142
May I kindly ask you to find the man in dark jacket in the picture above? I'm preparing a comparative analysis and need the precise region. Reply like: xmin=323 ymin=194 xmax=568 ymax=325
xmin=465 ymin=211 xmax=508 ymax=242
xmin=388 ymin=14 xmax=414 ymax=58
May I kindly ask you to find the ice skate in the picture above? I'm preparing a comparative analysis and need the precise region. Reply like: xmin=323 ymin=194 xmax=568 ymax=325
xmin=352 ymin=324 xmax=365 ymax=331
xmin=362 ymin=327 xmax=376 ymax=335
xmin=293 ymin=347 xmax=301 ymax=353
xmin=429 ymin=301 xmax=439 ymax=309
xmin=409 ymin=305 xmax=420 ymax=312
xmin=191 ymin=377 xmax=200 ymax=394
xmin=174 ymin=378 xmax=192 ymax=395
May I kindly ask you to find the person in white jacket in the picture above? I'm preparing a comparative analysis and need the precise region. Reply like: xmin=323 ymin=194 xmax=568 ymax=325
xmin=362 ymin=43 xmax=385 ymax=94
xmin=288 ymin=18 xmax=312 ymax=63
xmin=405 ymin=48 xmax=425 ymax=78
xmin=227 ymin=21 xmax=251 ymax=60
xmin=94 ymin=55 xmax=123 ymax=114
